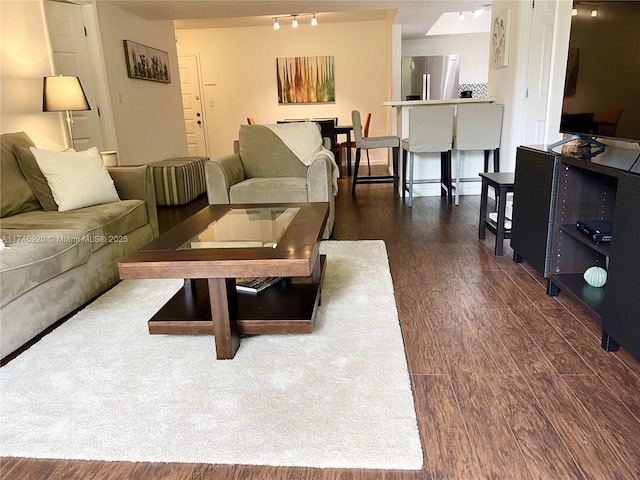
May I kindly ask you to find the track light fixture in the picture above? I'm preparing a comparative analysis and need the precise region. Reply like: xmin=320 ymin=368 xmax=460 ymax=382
xmin=458 ymin=12 xmax=464 ymax=21
xmin=272 ymin=13 xmax=319 ymax=29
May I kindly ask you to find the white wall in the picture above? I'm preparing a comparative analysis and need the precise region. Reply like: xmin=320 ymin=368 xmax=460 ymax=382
xmin=96 ymin=2 xmax=187 ymax=165
xmin=402 ymin=33 xmax=490 ymax=85
xmin=0 ymin=0 xmax=66 ymax=149
xmin=176 ymin=20 xmax=393 ymax=160
xmin=488 ymin=1 xmax=526 ymax=172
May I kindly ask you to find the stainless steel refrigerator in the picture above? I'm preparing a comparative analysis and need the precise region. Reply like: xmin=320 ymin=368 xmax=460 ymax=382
xmin=401 ymin=55 xmax=460 ymax=101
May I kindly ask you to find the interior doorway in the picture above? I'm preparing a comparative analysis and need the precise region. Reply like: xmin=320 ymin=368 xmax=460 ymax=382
xmin=522 ymin=0 xmax=557 ymax=145
xmin=44 ymin=0 xmax=104 ymax=152
xmin=178 ymin=55 xmax=208 ymax=156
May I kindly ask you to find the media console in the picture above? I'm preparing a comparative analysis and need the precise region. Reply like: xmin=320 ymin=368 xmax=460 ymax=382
xmin=511 ymin=145 xmax=640 ymax=361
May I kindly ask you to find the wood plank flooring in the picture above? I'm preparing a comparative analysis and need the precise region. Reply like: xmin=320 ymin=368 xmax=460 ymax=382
xmin=3 ymin=170 xmax=640 ymax=479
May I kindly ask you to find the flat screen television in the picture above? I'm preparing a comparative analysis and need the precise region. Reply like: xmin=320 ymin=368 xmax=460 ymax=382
xmin=559 ymin=1 xmax=640 ymax=145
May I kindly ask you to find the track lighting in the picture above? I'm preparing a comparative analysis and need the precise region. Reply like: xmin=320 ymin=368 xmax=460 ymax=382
xmin=272 ymin=13 xmax=318 ymax=29
xmin=472 ymin=8 xmax=484 ymax=18
xmin=459 ymin=11 xmax=464 ymax=21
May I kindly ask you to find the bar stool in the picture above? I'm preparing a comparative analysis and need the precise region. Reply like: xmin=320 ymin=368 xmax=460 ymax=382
xmin=401 ymin=106 xmax=455 ymax=207
xmin=453 ymin=103 xmax=504 ymax=205
xmin=339 ymin=113 xmax=371 ymax=175
xmin=478 ymin=171 xmax=514 ymax=256
xmin=351 ymin=110 xmax=400 ymax=195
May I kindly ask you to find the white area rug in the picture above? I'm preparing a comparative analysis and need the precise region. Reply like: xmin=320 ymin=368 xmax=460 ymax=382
xmin=0 ymin=241 xmax=423 ymax=469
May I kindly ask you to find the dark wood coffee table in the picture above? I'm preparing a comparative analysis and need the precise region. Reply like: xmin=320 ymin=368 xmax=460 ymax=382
xmin=118 ymin=203 xmax=329 ymax=359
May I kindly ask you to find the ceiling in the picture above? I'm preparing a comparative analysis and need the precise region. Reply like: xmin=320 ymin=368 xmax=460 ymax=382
xmin=102 ymin=1 xmax=491 ymax=39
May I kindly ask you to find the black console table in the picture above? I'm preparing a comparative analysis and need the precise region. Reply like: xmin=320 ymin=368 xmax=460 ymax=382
xmin=511 ymin=145 xmax=640 ymax=361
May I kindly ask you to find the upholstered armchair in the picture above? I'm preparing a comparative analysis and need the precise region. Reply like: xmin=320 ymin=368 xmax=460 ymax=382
xmin=205 ymin=122 xmax=337 ymax=239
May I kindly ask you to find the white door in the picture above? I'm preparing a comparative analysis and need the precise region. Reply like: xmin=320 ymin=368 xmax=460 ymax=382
xmin=522 ymin=0 xmax=557 ymax=145
xmin=178 ymin=55 xmax=208 ymax=156
xmin=44 ymin=0 xmax=104 ymax=152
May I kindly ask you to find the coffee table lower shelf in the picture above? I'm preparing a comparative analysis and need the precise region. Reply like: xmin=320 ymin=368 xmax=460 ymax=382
xmin=147 ymin=256 xmax=326 ymax=336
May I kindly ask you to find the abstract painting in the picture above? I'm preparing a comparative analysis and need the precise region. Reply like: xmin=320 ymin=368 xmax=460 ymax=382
xmin=276 ymin=56 xmax=335 ymax=104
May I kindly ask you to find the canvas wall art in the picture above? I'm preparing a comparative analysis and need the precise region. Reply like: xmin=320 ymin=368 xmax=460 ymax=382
xmin=123 ymin=40 xmax=171 ymax=83
xmin=276 ymin=56 xmax=335 ymax=104
xmin=490 ymin=9 xmax=511 ymax=69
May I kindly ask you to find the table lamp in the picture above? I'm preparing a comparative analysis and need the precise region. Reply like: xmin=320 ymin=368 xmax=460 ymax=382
xmin=43 ymin=75 xmax=90 ymax=150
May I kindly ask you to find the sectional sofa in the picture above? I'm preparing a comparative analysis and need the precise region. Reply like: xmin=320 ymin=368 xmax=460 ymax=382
xmin=0 ymin=132 xmax=159 ymax=359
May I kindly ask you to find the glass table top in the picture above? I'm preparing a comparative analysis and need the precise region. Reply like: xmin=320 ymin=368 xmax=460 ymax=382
xmin=178 ymin=207 xmax=300 ymax=250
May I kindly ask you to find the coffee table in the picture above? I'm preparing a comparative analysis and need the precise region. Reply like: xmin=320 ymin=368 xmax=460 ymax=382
xmin=118 ymin=202 xmax=329 ymax=359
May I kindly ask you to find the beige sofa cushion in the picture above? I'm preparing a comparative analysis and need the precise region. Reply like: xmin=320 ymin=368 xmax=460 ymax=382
xmin=0 ymin=228 xmax=93 ymax=308
xmin=30 ymin=147 xmax=121 ymax=212
xmin=1 ymin=132 xmax=41 ymax=217
xmin=13 ymin=144 xmax=58 ymax=211
xmin=230 ymin=177 xmax=308 ymax=204
xmin=0 ymin=199 xmax=149 ymax=252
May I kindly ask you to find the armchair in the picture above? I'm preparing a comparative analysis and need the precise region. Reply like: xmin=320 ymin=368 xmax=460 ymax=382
xmin=205 ymin=122 xmax=337 ymax=239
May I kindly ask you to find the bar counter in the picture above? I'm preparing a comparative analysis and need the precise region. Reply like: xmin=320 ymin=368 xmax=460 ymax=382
xmin=384 ymin=97 xmax=497 ymax=199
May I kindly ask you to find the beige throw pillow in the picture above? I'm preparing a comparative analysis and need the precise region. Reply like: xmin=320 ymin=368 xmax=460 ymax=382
xmin=29 ymin=146 xmax=120 ymax=212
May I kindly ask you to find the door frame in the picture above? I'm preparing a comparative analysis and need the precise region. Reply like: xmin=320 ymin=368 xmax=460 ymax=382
xmin=76 ymin=1 xmax=118 ymax=152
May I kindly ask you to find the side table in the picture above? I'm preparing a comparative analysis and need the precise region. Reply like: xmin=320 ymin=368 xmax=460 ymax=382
xmin=479 ymin=172 xmax=515 ymax=256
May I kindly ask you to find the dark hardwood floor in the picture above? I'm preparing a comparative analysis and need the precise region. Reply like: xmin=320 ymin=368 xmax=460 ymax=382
xmin=3 ymin=168 xmax=640 ymax=479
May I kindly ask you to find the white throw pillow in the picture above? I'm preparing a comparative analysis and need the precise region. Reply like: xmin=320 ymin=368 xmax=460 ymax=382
xmin=29 ymin=146 xmax=120 ymax=212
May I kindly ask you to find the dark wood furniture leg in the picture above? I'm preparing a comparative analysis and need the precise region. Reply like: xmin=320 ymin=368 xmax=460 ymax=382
xmin=478 ymin=177 xmax=489 ymax=240
xmin=352 ymin=148 xmax=362 ymax=195
xmin=402 ymin=148 xmax=407 ymax=200
xmin=208 ymin=278 xmax=240 ymax=360
xmin=495 ymin=184 xmax=508 ymax=256
xmin=346 ymin=130 xmax=352 ymax=177
xmin=392 ymin=146 xmax=399 ymax=191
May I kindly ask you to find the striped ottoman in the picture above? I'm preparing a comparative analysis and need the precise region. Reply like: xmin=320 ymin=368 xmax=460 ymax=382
xmin=150 ymin=156 xmax=208 ymax=206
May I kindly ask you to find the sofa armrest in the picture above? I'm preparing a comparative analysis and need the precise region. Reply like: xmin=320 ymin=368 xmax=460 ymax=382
xmin=307 ymin=155 xmax=332 ymax=202
xmin=108 ymin=166 xmax=159 ymax=238
xmin=205 ymin=154 xmax=246 ymax=204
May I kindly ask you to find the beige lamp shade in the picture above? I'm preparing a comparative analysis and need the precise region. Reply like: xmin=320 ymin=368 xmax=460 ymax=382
xmin=42 ymin=76 xmax=90 ymax=112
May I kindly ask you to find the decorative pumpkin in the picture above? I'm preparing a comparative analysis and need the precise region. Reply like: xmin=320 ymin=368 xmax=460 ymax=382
xmin=583 ymin=266 xmax=607 ymax=288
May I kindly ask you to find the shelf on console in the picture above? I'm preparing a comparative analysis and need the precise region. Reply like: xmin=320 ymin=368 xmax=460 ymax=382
xmin=559 ymin=224 xmax=611 ymax=256
xmin=549 ymin=273 xmax=606 ymax=318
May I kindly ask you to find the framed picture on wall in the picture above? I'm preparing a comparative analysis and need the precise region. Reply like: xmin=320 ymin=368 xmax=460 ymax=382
xmin=490 ymin=9 xmax=511 ymax=69
xmin=276 ymin=56 xmax=335 ymax=104
xmin=123 ymin=40 xmax=171 ymax=83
